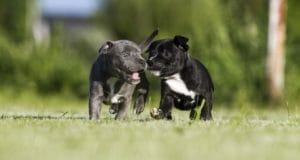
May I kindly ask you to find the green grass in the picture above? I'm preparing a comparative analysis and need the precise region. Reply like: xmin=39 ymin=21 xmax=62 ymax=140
xmin=0 ymin=100 xmax=300 ymax=160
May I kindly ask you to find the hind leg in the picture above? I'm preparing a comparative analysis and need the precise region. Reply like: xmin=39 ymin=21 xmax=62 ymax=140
xmin=200 ymin=92 xmax=213 ymax=121
xmin=134 ymin=93 xmax=146 ymax=114
xmin=133 ymin=73 xmax=149 ymax=114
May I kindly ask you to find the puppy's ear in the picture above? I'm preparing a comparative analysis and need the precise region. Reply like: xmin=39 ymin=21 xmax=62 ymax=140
xmin=98 ymin=41 xmax=113 ymax=53
xmin=145 ymin=40 xmax=160 ymax=53
xmin=173 ymin=35 xmax=189 ymax=51
xmin=139 ymin=28 xmax=159 ymax=53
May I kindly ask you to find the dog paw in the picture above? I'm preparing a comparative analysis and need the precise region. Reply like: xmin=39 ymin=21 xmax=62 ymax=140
xmin=150 ymin=108 xmax=164 ymax=119
xmin=135 ymin=106 xmax=144 ymax=115
xmin=133 ymin=97 xmax=145 ymax=115
xmin=109 ymin=104 xmax=119 ymax=114
xmin=109 ymin=108 xmax=117 ymax=114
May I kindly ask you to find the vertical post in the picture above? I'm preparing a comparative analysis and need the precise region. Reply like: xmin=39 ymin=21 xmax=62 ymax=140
xmin=30 ymin=0 xmax=50 ymax=44
xmin=267 ymin=0 xmax=286 ymax=101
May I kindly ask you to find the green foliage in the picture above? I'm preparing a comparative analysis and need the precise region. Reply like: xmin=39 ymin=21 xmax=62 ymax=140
xmin=0 ymin=35 xmax=89 ymax=99
xmin=0 ymin=0 xmax=29 ymax=42
xmin=286 ymin=0 xmax=300 ymax=103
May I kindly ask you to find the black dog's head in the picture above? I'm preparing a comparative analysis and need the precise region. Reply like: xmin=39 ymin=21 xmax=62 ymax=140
xmin=98 ymin=29 xmax=158 ymax=84
xmin=147 ymin=35 xmax=189 ymax=77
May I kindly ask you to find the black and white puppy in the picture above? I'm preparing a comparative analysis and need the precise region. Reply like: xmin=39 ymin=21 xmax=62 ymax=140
xmin=147 ymin=36 xmax=214 ymax=120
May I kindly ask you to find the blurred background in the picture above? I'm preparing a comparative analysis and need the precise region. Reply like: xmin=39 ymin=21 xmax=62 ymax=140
xmin=0 ymin=0 xmax=299 ymax=110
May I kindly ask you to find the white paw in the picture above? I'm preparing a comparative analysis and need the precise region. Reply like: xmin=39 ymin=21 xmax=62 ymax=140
xmin=150 ymin=107 xmax=162 ymax=119
xmin=111 ymin=94 xmax=123 ymax=103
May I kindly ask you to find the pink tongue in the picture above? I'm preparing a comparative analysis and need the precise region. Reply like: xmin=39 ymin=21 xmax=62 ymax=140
xmin=131 ymin=72 xmax=140 ymax=80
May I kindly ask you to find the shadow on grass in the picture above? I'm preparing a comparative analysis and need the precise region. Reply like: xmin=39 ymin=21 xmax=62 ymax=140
xmin=0 ymin=114 xmax=163 ymax=122
xmin=0 ymin=113 xmax=147 ymax=121
xmin=0 ymin=112 xmax=87 ymax=120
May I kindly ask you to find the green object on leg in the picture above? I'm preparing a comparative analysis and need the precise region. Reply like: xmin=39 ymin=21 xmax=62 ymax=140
xmin=196 ymin=99 xmax=206 ymax=120
xmin=189 ymin=99 xmax=206 ymax=121
xmin=189 ymin=109 xmax=197 ymax=120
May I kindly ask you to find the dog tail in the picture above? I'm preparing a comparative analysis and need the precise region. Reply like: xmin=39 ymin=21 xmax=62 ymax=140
xmin=139 ymin=28 xmax=159 ymax=53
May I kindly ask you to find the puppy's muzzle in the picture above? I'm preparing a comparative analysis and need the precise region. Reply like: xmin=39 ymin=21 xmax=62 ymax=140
xmin=146 ymin=59 xmax=153 ymax=67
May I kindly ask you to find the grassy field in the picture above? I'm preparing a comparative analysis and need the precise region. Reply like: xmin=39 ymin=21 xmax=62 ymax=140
xmin=0 ymin=96 xmax=299 ymax=160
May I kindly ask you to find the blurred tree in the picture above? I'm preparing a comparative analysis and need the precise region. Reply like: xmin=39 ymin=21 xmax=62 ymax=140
xmin=285 ymin=0 xmax=300 ymax=103
xmin=0 ymin=0 xmax=31 ymax=42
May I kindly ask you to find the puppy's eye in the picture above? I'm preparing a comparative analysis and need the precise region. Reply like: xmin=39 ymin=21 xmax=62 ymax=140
xmin=162 ymin=51 xmax=171 ymax=58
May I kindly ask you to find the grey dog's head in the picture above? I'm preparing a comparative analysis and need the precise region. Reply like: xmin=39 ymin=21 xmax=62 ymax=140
xmin=98 ymin=29 xmax=158 ymax=84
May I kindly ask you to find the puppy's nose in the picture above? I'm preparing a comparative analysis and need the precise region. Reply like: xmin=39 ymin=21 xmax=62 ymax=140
xmin=147 ymin=60 xmax=153 ymax=66
xmin=137 ymin=58 xmax=146 ymax=66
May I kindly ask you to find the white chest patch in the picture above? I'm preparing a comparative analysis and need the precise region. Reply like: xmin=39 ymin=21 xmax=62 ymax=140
xmin=107 ymin=77 xmax=124 ymax=103
xmin=150 ymin=70 xmax=161 ymax=76
xmin=165 ymin=73 xmax=196 ymax=99
xmin=106 ymin=77 xmax=118 ymax=95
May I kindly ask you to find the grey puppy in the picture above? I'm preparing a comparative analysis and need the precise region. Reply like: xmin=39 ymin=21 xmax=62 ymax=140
xmin=89 ymin=30 xmax=158 ymax=120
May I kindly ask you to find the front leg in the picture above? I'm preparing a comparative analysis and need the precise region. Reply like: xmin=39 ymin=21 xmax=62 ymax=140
xmin=150 ymin=83 xmax=174 ymax=120
xmin=112 ymin=82 xmax=136 ymax=119
xmin=133 ymin=73 xmax=149 ymax=114
xmin=89 ymin=81 xmax=104 ymax=120
xmin=115 ymin=96 xmax=132 ymax=120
